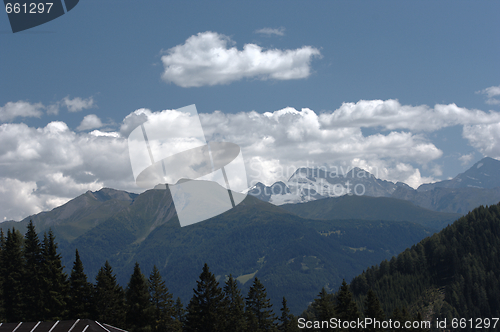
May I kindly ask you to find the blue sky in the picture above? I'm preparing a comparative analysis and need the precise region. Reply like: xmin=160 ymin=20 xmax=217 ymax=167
xmin=1 ymin=1 xmax=499 ymax=221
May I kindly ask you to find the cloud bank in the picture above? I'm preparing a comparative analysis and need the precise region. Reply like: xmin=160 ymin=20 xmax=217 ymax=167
xmin=1 ymin=99 xmax=500 ymax=222
xmin=319 ymin=99 xmax=500 ymax=131
xmin=161 ymin=31 xmax=321 ymax=87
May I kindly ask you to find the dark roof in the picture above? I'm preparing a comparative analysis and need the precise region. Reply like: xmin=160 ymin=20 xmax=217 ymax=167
xmin=0 ymin=320 xmax=127 ymax=332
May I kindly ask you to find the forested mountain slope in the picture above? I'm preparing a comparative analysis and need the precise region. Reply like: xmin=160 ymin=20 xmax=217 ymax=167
xmin=0 ymin=188 xmax=437 ymax=314
xmin=346 ymin=202 xmax=500 ymax=328
xmin=281 ymin=195 xmax=460 ymax=230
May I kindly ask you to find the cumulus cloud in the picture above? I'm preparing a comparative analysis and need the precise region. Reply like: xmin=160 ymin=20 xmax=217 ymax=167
xmin=0 ymin=101 xmax=44 ymax=122
xmin=319 ymin=99 xmax=500 ymax=132
xmin=90 ymin=130 xmax=120 ymax=138
xmin=0 ymin=121 xmax=134 ymax=221
xmin=0 ymin=97 xmax=95 ymax=121
xmin=255 ymin=27 xmax=285 ymax=36
xmin=77 ymin=114 xmax=104 ymax=131
xmin=198 ymin=107 xmax=444 ymax=187
xmin=463 ymin=123 xmax=500 ymax=158
xmin=458 ymin=153 xmax=474 ymax=166
xmin=63 ymin=96 xmax=95 ymax=112
xmin=160 ymin=31 xmax=321 ymax=87
xmin=2 ymin=99 xmax=500 ymax=222
xmin=120 ymin=108 xmax=150 ymax=137
xmin=476 ymin=85 xmax=500 ymax=105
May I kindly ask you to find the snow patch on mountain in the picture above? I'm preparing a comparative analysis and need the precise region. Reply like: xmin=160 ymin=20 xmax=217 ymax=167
xmin=248 ymin=166 xmax=401 ymax=205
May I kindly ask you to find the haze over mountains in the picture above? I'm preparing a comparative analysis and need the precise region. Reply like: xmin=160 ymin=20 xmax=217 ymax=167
xmin=249 ymin=157 xmax=500 ymax=214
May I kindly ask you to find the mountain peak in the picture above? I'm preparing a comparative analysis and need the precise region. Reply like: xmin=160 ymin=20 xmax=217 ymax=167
xmin=249 ymin=166 xmax=398 ymax=205
xmin=86 ymin=187 xmax=138 ymax=202
xmin=418 ymin=156 xmax=500 ymax=192
xmin=474 ymin=156 xmax=500 ymax=168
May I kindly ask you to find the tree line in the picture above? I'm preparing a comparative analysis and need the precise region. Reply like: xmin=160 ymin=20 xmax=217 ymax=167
xmin=301 ymin=280 xmax=429 ymax=332
xmin=0 ymin=220 xmax=432 ymax=332
xmin=348 ymin=203 xmax=500 ymax=329
xmin=0 ymin=221 xmax=302 ymax=331
xmin=301 ymin=203 xmax=500 ymax=331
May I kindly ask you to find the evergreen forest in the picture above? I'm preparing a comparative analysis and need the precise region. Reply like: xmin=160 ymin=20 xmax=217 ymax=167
xmin=2 ymin=201 xmax=500 ymax=331
xmin=0 ymin=221 xmax=303 ymax=331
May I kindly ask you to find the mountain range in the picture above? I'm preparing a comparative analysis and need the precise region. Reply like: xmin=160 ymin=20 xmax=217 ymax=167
xmin=0 ymin=186 xmax=455 ymax=314
xmin=249 ymin=157 xmax=500 ymax=214
xmin=1 ymin=157 xmax=498 ymax=314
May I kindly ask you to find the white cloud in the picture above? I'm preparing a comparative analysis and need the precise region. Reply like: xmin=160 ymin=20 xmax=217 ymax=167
xmin=46 ymin=103 xmax=60 ymax=115
xmin=90 ymin=130 xmax=120 ymax=138
xmin=120 ymin=108 xmax=150 ymax=137
xmin=63 ymin=96 xmax=95 ymax=112
xmin=463 ymin=123 xmax=500 ymax=158
xmin=199 ymin=107 xmax=443 ymax=187
xmin=0 ymin=121 xmax=135 ymax=221
xmin=0 ymin=97 xmax=95 ymax=121
xmin=2 ymin=98 xmax=499 ymax=221
xmin=401 ymin=167 xmax=436 ymax=189
xmin=458 ymin=152 xmax=474 ymax=166
xmin=0 ymin=101 xmax=44 ymax=122
xmin=319 ymin=99 xmax=500 ymax=132
xmin=160 ymin=31 xmax=321 ymax=87
xmin=255 ymin=27 xmax=285 ymax=36
xmin=477 ymin=85 xmax=500 ymax=105
xmin=77 ymin=114 xmax=104 ymax=131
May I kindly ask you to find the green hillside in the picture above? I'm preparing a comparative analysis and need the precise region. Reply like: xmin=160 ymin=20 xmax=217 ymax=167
xmin=1 ymin=188 xmax=439 ymax=315
xmin=281 ymin=195 xmax=461 ymax=229
xmin=344 ymin=202 xmax=500 ymax=330
xmin=392 ymin=186 xmax=500 ymax=214
xmin=0 ymin=188 xmax=138 ymax=242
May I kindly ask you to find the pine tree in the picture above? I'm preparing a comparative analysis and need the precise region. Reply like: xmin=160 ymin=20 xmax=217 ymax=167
xmin=184 ymin=263 xmax=226 ymax=332
xmin=94 ymin=261 xmax=126 ymax=327
xmin=148 ymin=265 xmax=179 ymax=332
xmin=401 ymin=307 xmax=412 ymax=324
xmin=311 ymin=287 xmax=335 ymax=323
xmin=245 ymin=277 xmax=277 ymax=332
xmin=364 ymin=289 xmax=385 ymax=332
xmin=69 ymin=249 xmax=93 ymax=318
xmin=335 ymin=280 xmax=360 ymax=332
xmin=3 ymin=228 xmax=25 ymax=322
xmin=391 ymin=308 xmax=405 ymax=329
xmin=125 ymin=262 xmax=151 ymax=332
xmin=223 ymin=275 xmax=246 ymax=332
xmin=0 ymin=229 xmax=5 ymax=321
xmin=42 ymin=230 xmax=69 ymax=320
xmin=278 ymin=297 xmax=298 ymax=332
xmin=174 ymin=297 xmax=186 ymax=328
xmin=23 ymin=221 xmax=45 ymax=321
